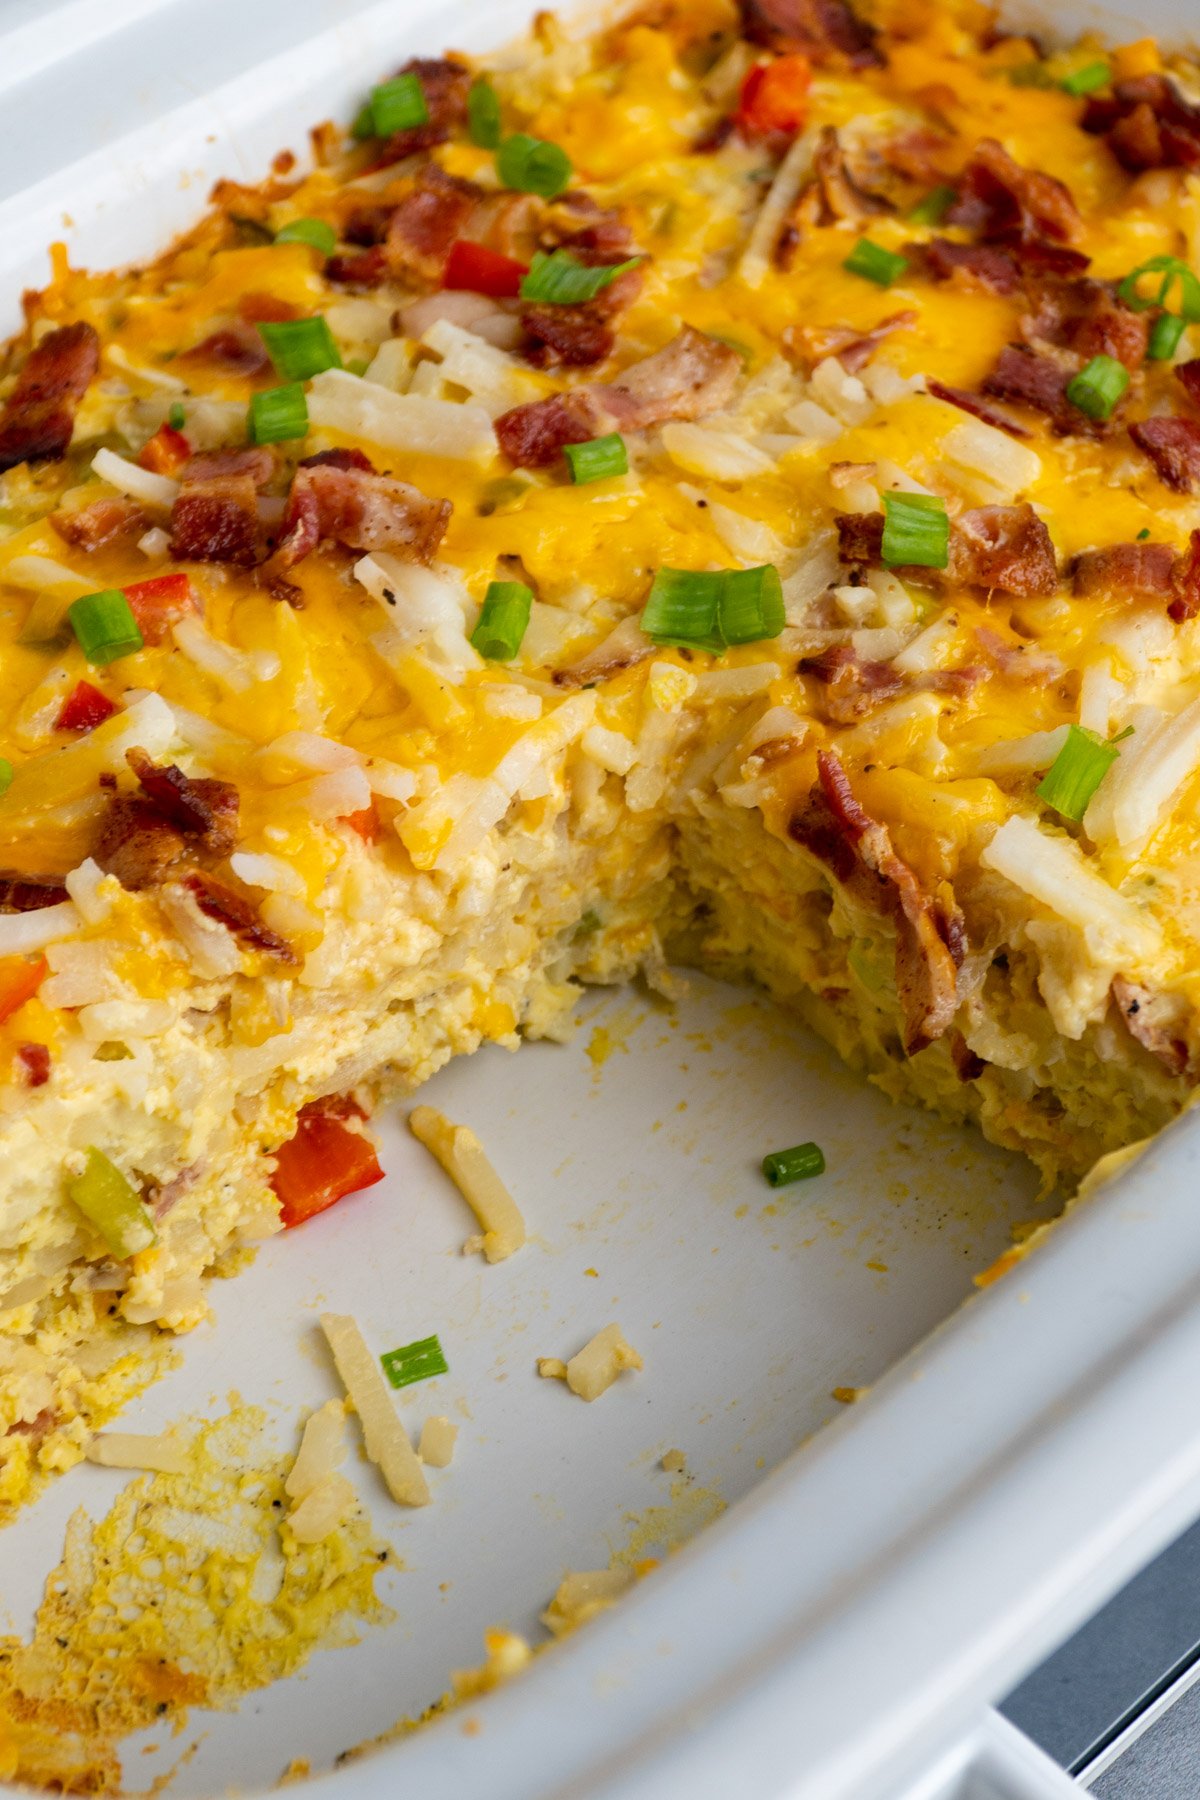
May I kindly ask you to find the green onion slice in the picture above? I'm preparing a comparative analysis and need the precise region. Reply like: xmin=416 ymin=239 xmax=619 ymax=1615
xmin=368 ymin=73 xmax=429 ymax=138
xmin=274 ymin=217 xmax=337 ymax=256
xmin=718 ymin=564 xmax=786 ymax=645
xmin=471 ymin=580 xmax=534 ymax=660
xmin=351 ymin=100 xmax=376 ymax=140
xmin=496 ymin=132 xmax=572 ymax=198
xmin=880 ymin=491 xmax=949 ymax=569
xmin=1061 ymin=60 xmax=1111 ymax=96
xmin=467 ymin=78 xmax=503 ymax=149
xmin=1118 ymin=255 xmax=1200 ymax=322
xmin=67 ymin=1147 xmax=157 ymax=1258
xmin=563 ymin=433 xmax=628 ymax=484
xmin=762 ymin=1142 xmax=825 ymax=1187
xmin=520 ymin=251 xmax=640 ymax=304
xmin=381 ymin=1333 xmax=449 ymax=1390
xmin=1036 ymin=723 xmax=1124 ymax=822
xmin=909 ymin=183 xmax=956 ymax=226
xmin=641 ymin=565 xmax=785 ymax=650
xmin=0 ymin=758 xmax=12 ymax=798
xmin=1065 ymin=352 xmax=1129 ymax=422
xmin=167 ymin=401 xmax=186 ymax=431
xmin=248 ymin=382 xmax=309 ymax=444
xmin=843 ymin=238 xmax=909 ymax=287
xmin=257 ymin=316 xmax=343 ymax=381
xmin=68 ymin=589 xmax=144 ymax=666
xmin=1148 ymin=312 xmax=1187 ymax=361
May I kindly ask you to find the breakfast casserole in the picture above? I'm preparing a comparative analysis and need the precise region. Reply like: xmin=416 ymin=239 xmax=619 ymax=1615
xmin=2 ymin=0 xmax=1200 ymax=1515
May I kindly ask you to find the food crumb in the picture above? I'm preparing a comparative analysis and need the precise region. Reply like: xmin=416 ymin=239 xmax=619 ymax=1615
xmin=661 ymin=1448 xmax=687 ymax=1474
xmin=537 ymin=1357 xmax=568 ymax=1381
xmin=831 ymin=1385 xmax=869 ymax=1404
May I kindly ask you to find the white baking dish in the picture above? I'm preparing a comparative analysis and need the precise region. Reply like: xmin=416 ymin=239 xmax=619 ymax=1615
xmin=1 ymin=4 xmax=1197 ymax=1796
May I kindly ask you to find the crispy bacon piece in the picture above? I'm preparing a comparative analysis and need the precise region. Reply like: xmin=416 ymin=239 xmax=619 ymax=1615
xmin=269 ymin=449 xmax=450 ymax=570
xmin=808 ymin=125 xmax=889 ymax=222
xmin=1175 ymin=359 xmax=1200 ymax=408
xmin=183 ymin=869 xmax=297 ymax=963
xmin=547 ymin=192 xmax=635 ymax=258
xmin=0 ymin=321 xmax=100 ymax=473
xmin=946 ymin=138 xmax=1084 ymax=248
xmin=799 ymin=643 xmax=977 ymax=722
xmin=925 ymin=377 xmax=1031 ymax=439
xmin=50 ymin=495 xmax=147 ymax=551
xmin=950 ymin=503 xmax=1058 ymax=597
xmin=181 ymin=446 xmax=275 ymax=486
xmin=738 ymin=0 xmax=881 ymax=66
xmin=94 ymin=797 xmax=188 ymax=889
xmin=16 ymin=1043 xmax=51 ymax=1087
xmin=1072 ymin=541 xmax=1177 ymax=599
xmin=0 ymin=876 xmax=70 ymax=912
xmin=982 ymin=344 xmax=1080 ymax=432
xmin=170 ymin=448 xmax=273 ymax=567
xmin=370 ymin=56 xmax=471 ymax=166
xmin=1130 ymin=416 xmax=1200 ymax=493
xmin=126 ymin=748 xmax=239 ymax=853
xmin=915 ymin=237 xmax=1021 ymax=295
xmin=520 ymin=304 xmax=615 ymax=368
xmin=789 ymin=751 xmax=960 ymax=1053
xmin=790 ymin=309 xmax=916 ymax=374
xmin=835 ymin=503 xmax=1056 ymax=595
xmin=949 ymin=1031 xmax=985 ymax=1082
xmin=385 ymin=166 xmax=483 ymax=284
xmin=1022 ymin=279 xmax=1148 ymax=371
xmin=179 ymin=322 xmax=271 ymax=378
xmin=1082 ymin=75 xmax=1200 ymax=173
xmin=326 ymin=245 xmax=389 ymax=287
xmin=1112 ymin=975 xmax=1192 ymax=1077
xmin=1169 ymin=528 xmax=1200 ymax=623
xmin=497 ymin=328 xmax=740 ymax=466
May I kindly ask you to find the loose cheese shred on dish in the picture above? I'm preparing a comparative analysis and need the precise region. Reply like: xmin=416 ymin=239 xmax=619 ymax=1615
xmin=284 ymin=1398 xmax=358 ymax=1544
xmin=85 ymin=1431 xmax=188 ymax=1474
xmin=451 ymin=1629 xmax=533 ymax=1699
xmin=537 ymin=1357 xmax=568 ymax=1381
xmin=661 ymin=1449 xmax=687 ymax=1474
xmin=557 ymin=1323 xmax=644 ymax=1401
xmin=408 ymin=1106 xmax=526 ymax=1262
xmin=541 ymin=1566 xmax=635 ymax=1637
xmin=319 ymin=1313 xmax=430 ymax=1508
xmin=418 ymin=1416 xmax=457 ymax=1467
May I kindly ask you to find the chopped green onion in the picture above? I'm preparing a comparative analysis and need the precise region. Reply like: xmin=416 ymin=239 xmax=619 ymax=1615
xmin=467 ymin=78 xmax=503 ymax=148
xmin=762 ymin=1142 xmax=825 ymax=1187
xmin=167 ymin=401 xmax=186 ymax=431
xmin=843 ymin=238 xmax=909 ymax=287
xmin=1065 ymin=352 xmax=1129 ymax=421
xmin=641 ymin=565 xmax=784 ymax=650
xmin=1036 ymin=723 xmax=1123 ymax=822
xmin=1061 ymin=60 xmax=1111 ymax=96
xmin=520 ymin=250 xmax=640 ymax=304
xmin=496 ymin=132 xmax=572 ymax=199
xmin=68 ymin=589 xmax=144 ymax=666
xmin=274 ymin=216 xmax=337 ymax=256
xmin=909 ymin=183 xmax=956 ymax=226
xmin=381 ymin=1333 xmax=449 ymax=1390
xmin=880 ymin=491 xmax=949 ymax=569
xmin=718 ymin=564 xmax=785 ymax=645
xmin=67 ymin=1147 xmax=157 ymax=1258
xmin=1118 ymin=255 xmax=1200 ymax=322
xmin=351 ymin=100 xmax=375 ymax=140
xmin=367 ymin=73 xmax=429 ymax=138
xmin=1148 ymin=312 xmax=1187 ymax=361
xmin=563 ymin=433 xmax=628 ymax=484
xmin=248 ymin=382 xmax=309 ymax=444
xmin=1137 ymin=527 xmax=1151 ymax=540
xmin=0 ymin=758 xmax=12 ymax=798
xmin=257 ymin=316 xmax=342 ymax=381
xmin=471 ymin=580 xmax=533 ymax=660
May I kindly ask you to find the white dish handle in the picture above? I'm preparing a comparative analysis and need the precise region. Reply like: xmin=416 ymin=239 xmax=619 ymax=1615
xmin=895 ymin=1710 xmax=1080 ymax=1799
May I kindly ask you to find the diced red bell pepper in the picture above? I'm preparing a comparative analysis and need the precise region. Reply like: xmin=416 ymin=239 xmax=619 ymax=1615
xmin=736 ymin=55 xmax=812 ymax=138
xmin=137 ymin=422 xmax=191 ymax=475
xmin=16 ymin=1043 xmax=50 ymax=1087
xmin=344 ymin=803 xmax=380 ymax=842
xmin=442 ymin=239 xmax=528 ymax=299
xmin=123 ymin=573 xmax=197 ymax=646
xmin=57 ymin=680 xmax=117 ymax=733
xmin=271 ymin=1101 xmax=384 ymax=1228
xmin=0 ymin=955 xmax=48 ymax=1027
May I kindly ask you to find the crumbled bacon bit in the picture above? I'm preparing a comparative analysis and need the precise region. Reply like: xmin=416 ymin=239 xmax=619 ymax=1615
xmin=800 ymin=642 xmax=977 ymax=723
xmin=1112 ymin=975 xmax=1192 ymax=1077
xmin=1073 ymin=541 xmax=1176 ymax=599
xmin=1175 ymin=359 xmax=1200 ymax=408
xmin=789 ymin=751 xmax=960 ymax=1053
xmin=179 ymin=322 xmax=271 ymax=378
xmin=912 ymin=238 xmax=1020 ymax=294
xmin=268 ymin=452 xmax=451 ymax=571
xmin=16 ymin=1043 xmax=50 ymax=1087
xmin=1129 ymin=416 xmax=1200 ymax=493
xmin=94 ymin=799 xmax=188 ymax=890
xmin=950 ymin=503 xmax=1058 ymax=597
xmin=0 ymin=321 xmax=100 ymax=472
xmin=601 ymin=327 xmax=742 ymax=430
xmin=806 ymin=125 xmax=889 ymax=222
xmin=1022 ymin=278 xmax=1148 ymax=371
xmin=789 ymin=309 xmax=916 ymax=373
xmin=496 ymin=390 xmax=609 ymax=467
xmin=1169 ymin=528 xmax=1200 ymax=623
xmin=0 ymin=876 xmax=70 ymax=912
xmin=1082 ymin=75 xmax=1200 ymax=173
xmin=126 ymin=748 xmax=239 ymax=853
xmin=368 ymin=56 xmax=471 ymax=166
xmin=50 ymin=495 xmax=147 ymax=551
xmin=520 ymin=305 xmax=615 ymax=368
xmin=925 ymin=377 xmax=1031 ymax=438
xmin=183 ymin=869 xmax=298 ymax=963
xmin=738 ymin=0 xmax=882 ymax=67
xmin=982 ymin=344 xmax=1082 ymax=434
xmin=326 ymin=246 xmax=389 ymax=287
xmin=385 ymin=165 xmax=483 ymax=284
xmin=946 ymin=138 xmax=1084 ymax=248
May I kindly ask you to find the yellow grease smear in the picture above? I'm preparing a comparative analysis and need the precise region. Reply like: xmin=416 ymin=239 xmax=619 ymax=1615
xmin=0 ymin=1407 xmax=391 ymax=1794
